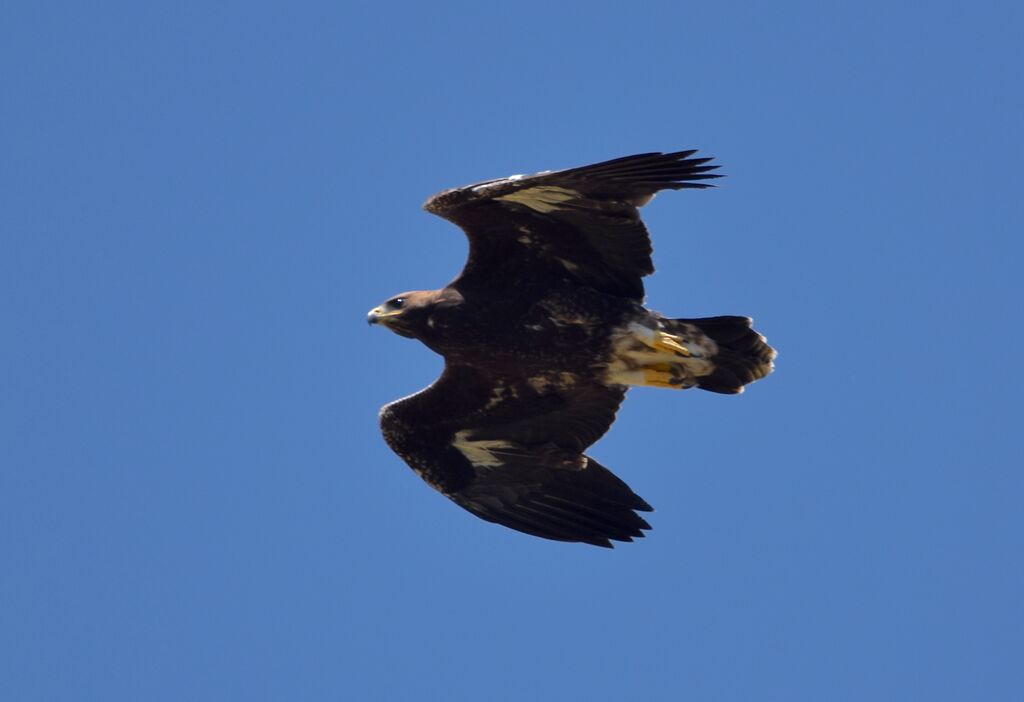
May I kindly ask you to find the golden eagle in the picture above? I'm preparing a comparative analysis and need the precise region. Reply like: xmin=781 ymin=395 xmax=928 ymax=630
xmin=369 ymin=151 xmax=775 ymax=547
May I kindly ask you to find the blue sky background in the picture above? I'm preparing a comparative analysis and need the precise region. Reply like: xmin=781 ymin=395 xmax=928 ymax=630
xmin=3 ymin=2 xmax=1022 ymax=700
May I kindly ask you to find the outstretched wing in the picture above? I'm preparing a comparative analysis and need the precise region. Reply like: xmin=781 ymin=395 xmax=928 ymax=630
xmin=379 ymin=364 xmax=651 ymax=547
xmin=424 ymin=150 xmax=720 ymax=300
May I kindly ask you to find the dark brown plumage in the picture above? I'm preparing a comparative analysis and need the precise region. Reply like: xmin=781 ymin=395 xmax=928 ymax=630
xmin=369 ymin=151 xmax=775 ymax=547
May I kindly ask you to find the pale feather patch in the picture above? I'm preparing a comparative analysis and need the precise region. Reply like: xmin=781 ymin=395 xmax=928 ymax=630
xmin=484 ymin=382 xmax=505 ymax=410
xmin=526 ymin=372 xmax=577 ymax=394
xmin=603 ymin=318 xmax=719 ymax=389
xmin=556 ymin=257 xmax=580 ymax=272
xmin=496 ymin=185 xmax=579 ymax=213
xmin=538 ymin=298 xmax=593 ymax=327
xmin=620 ymin=321 xmax=718 ymax=359
xmin=625 ymin=322 xmax=657 ymax=345
xmin=603 ymin=363 xmax=647 ymax=387
xmin=482 ymin=381 xmax=519 ymax=409
xmin=452 ymin=430 xmax=513 ymax=469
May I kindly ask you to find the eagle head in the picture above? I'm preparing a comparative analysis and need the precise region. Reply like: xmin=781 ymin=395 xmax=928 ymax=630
xmin=367 ymin=290 xmax=449 ymax=339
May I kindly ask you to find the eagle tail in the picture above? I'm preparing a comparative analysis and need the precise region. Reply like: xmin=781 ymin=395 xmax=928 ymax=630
xmin=665 ymin=316 xmax=776 ymax=394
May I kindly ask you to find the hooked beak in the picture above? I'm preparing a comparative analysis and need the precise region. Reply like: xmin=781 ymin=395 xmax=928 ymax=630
xmin=367 ymin=306 xmax=401 ymax=327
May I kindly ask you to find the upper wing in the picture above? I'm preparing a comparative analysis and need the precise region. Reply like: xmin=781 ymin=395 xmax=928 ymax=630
xmin=424 ymin=150 xmax=720 ymax=300
xmin=379 ymin=364 xmax=652 ymax=547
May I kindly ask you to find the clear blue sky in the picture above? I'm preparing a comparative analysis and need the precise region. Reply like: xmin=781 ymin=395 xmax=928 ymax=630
xmin=3 ymin=2 xmax=1021 ymax=700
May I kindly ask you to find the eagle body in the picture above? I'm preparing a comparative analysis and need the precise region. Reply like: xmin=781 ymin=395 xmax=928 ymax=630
xmin=369 ymin=151 xmax=776 ymax=547
xmin=390 ymin=281 xmax=637 ymax=374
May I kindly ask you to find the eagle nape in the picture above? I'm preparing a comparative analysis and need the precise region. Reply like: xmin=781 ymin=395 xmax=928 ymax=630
xmin=369 ymin=150 xmax=775 ymax=547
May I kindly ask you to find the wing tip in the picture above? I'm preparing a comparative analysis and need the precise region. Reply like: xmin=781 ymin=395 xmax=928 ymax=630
xmin=567 ymin=149 xmax=727 ymax=192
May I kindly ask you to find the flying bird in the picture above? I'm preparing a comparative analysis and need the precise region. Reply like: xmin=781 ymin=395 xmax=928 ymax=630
xmin=369 ymin=150 xmax=775 ymax=547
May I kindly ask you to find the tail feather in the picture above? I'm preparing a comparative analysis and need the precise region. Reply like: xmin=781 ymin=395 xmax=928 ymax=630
xmin=665 ymin=316 xmax=776 ymax=394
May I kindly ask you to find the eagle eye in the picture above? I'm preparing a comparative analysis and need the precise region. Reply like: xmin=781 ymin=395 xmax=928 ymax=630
xmin=390 ymin=297 xmax=406 ymax=309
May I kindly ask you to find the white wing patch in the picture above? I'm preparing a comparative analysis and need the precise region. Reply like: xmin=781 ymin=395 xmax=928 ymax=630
xmin=452 ymin=430 xmax=513 ymax=469
xmin=471 ymin=174 xmax=525 ymax=192
xmin=497 ymin=185 xmax=579 ymax=213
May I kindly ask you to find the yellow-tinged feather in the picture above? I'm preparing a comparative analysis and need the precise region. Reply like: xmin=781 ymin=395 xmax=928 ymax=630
xmin=653 ymin=332 xmax=690 ymax=356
